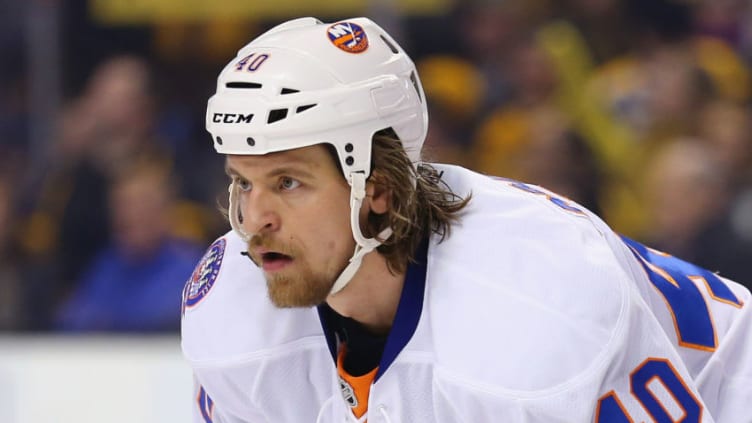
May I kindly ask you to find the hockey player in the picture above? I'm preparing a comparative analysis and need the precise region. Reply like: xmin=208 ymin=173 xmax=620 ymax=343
xmin=181 ymin=17 xmax=752 ymax=422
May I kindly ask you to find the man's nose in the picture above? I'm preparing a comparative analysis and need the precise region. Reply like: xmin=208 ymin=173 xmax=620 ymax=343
xmin=241 ymin=191 xmax=281 ymax=235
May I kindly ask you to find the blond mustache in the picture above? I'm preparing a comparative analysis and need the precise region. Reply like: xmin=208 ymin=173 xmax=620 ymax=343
xmin=246 ymin=236 xmax=296 ymax=261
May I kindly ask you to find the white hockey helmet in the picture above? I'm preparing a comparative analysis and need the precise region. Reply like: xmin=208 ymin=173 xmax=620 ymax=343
xmin=207 ymin=16 xmax=427 ymax=176
xmin=207 ymin=17 xmax=428 ymax=294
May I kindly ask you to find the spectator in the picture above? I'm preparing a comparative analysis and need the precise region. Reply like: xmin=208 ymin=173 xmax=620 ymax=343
xmin=54 ymin=156 xmax=203 ymax=332
xmin=641 ymin=137 xmax=752 ymax=287
xmin=17 ymin=55 xmax=179 ymax=328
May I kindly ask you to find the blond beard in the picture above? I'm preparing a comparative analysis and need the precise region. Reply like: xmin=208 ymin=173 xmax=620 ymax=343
xmin=247 ymin=236 xmax=337 ymax=308
xmin=265 ymin=269 xmax=333 ymax=308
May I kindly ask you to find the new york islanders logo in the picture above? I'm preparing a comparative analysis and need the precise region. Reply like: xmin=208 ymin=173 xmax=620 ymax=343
xmin=327 ymin=21 xmax=368 ymax=53
xmin=182 ymin=238 xmax=226 ymax=312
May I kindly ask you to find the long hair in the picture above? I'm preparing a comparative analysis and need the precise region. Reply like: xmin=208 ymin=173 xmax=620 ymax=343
xmin=366 ymin=130 xmax=471 ymax=274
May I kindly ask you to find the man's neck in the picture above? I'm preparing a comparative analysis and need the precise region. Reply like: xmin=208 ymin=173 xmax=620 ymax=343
xmin=325 ymin=251 xmax=406 ymax=336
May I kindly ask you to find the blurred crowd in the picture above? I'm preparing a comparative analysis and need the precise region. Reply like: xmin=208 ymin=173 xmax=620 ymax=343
xmin=1 ymin=0 xmax=752 ymax=332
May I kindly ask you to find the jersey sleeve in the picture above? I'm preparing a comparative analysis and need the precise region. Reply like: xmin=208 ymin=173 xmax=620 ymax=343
xmin=618 ymin=236 xmax=752 ymax=422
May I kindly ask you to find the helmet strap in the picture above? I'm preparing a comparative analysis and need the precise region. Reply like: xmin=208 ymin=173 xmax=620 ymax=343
xmin=329 ymin=172 xmax=393 ymax=295
xmin=228 ymin=181 xmax=251 ymax=242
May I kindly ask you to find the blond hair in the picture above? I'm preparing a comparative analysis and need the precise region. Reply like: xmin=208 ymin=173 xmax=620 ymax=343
xmin=367 ymin=131 xmax=471 ymax=274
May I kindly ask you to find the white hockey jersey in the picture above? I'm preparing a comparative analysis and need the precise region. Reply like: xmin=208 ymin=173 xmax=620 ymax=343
xmin=181 ymin=164 xmax=752 ymax=422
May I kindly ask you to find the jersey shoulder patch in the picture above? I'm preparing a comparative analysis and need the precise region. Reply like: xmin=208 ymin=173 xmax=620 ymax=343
xmin=182 ymin=237 xmax=227 ymax=313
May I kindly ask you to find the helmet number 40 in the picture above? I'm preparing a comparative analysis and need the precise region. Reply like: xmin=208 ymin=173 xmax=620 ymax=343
xmin=235 ymin=53 xmax=270 ymax=72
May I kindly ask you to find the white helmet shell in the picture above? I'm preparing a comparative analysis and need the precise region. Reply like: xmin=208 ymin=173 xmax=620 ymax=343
xmin=206 ymin=17 xmax=428 ymax=179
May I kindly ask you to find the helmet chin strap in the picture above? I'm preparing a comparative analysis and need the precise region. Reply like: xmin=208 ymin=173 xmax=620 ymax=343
xmin=329 ymin=172 xmax=392 ymax=295
xmin=228 ymin=181 xmax=251 ymax=242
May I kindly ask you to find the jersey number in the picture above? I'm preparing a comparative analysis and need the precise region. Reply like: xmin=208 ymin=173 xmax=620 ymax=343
xmin=621 ymin=236 xmax=742 ymax=351
xmin=197 ymin=386 xmax=215 ymax=423
xmin=596 ymin=358 xmax=702 ymax=422
xmin=596 ymin=237 xmax=743 ymax=422
xmin=501 ymin=178 xmax=586 ymax=215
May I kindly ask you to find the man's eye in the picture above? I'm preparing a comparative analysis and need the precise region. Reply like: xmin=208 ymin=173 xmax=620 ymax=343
xmin=236 ymin=178 xmax=252 ymax=192
xmin=280 ymin=177 xmax=301 ymax=190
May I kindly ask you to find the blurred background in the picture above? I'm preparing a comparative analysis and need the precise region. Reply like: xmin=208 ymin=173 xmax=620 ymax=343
xmin=1 ymin=0 xmax=752 ymax=420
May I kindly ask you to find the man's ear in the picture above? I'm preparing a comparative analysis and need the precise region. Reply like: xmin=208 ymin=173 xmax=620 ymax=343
xmin=366 ymin=175 xmax=391 ymax=215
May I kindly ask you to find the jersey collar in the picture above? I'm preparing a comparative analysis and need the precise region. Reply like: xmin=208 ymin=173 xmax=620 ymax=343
xmin=318 ymin=236 xmax=429 ymax=382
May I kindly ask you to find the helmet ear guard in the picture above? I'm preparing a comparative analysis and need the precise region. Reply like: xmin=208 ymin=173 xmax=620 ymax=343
xmin=208 ymin=17 xmax=427 ymax=294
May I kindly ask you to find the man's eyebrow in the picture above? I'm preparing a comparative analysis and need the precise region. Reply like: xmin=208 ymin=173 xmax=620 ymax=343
xmin=224 ymin=162 xmax=316 ymax=179
xmin=224 ymin=164 xmax=239 ymax=178
xmin=266 ymin=166 xmax=315 ymax=179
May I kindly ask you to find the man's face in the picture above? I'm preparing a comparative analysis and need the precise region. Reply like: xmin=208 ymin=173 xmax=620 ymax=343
xmin=226 ymin=145 xmax=354 ymax=307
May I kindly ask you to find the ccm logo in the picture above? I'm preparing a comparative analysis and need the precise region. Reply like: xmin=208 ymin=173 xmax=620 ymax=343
xmin=213 ymin=113 xmax=253 ymax=123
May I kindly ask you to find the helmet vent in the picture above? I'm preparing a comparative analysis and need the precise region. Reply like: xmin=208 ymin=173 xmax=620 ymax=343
xmin=296 ymin=104 xmax=317 ymax=113
xmin=409 ymin=71 xmax=422 ymax=103
xmin=226 ymin=82 xmax=262 ymax=89
xmin=280 ymin=88 xmax=300 ymax=95
xmin=379 ymin=35 xmax=399 ymax=54
xmin=267 ymin=108 xmax=289 ymax=123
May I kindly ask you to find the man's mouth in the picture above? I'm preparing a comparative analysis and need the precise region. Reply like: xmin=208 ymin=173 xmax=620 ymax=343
xmin=259 ymin=251 xmax=293 ymax=272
